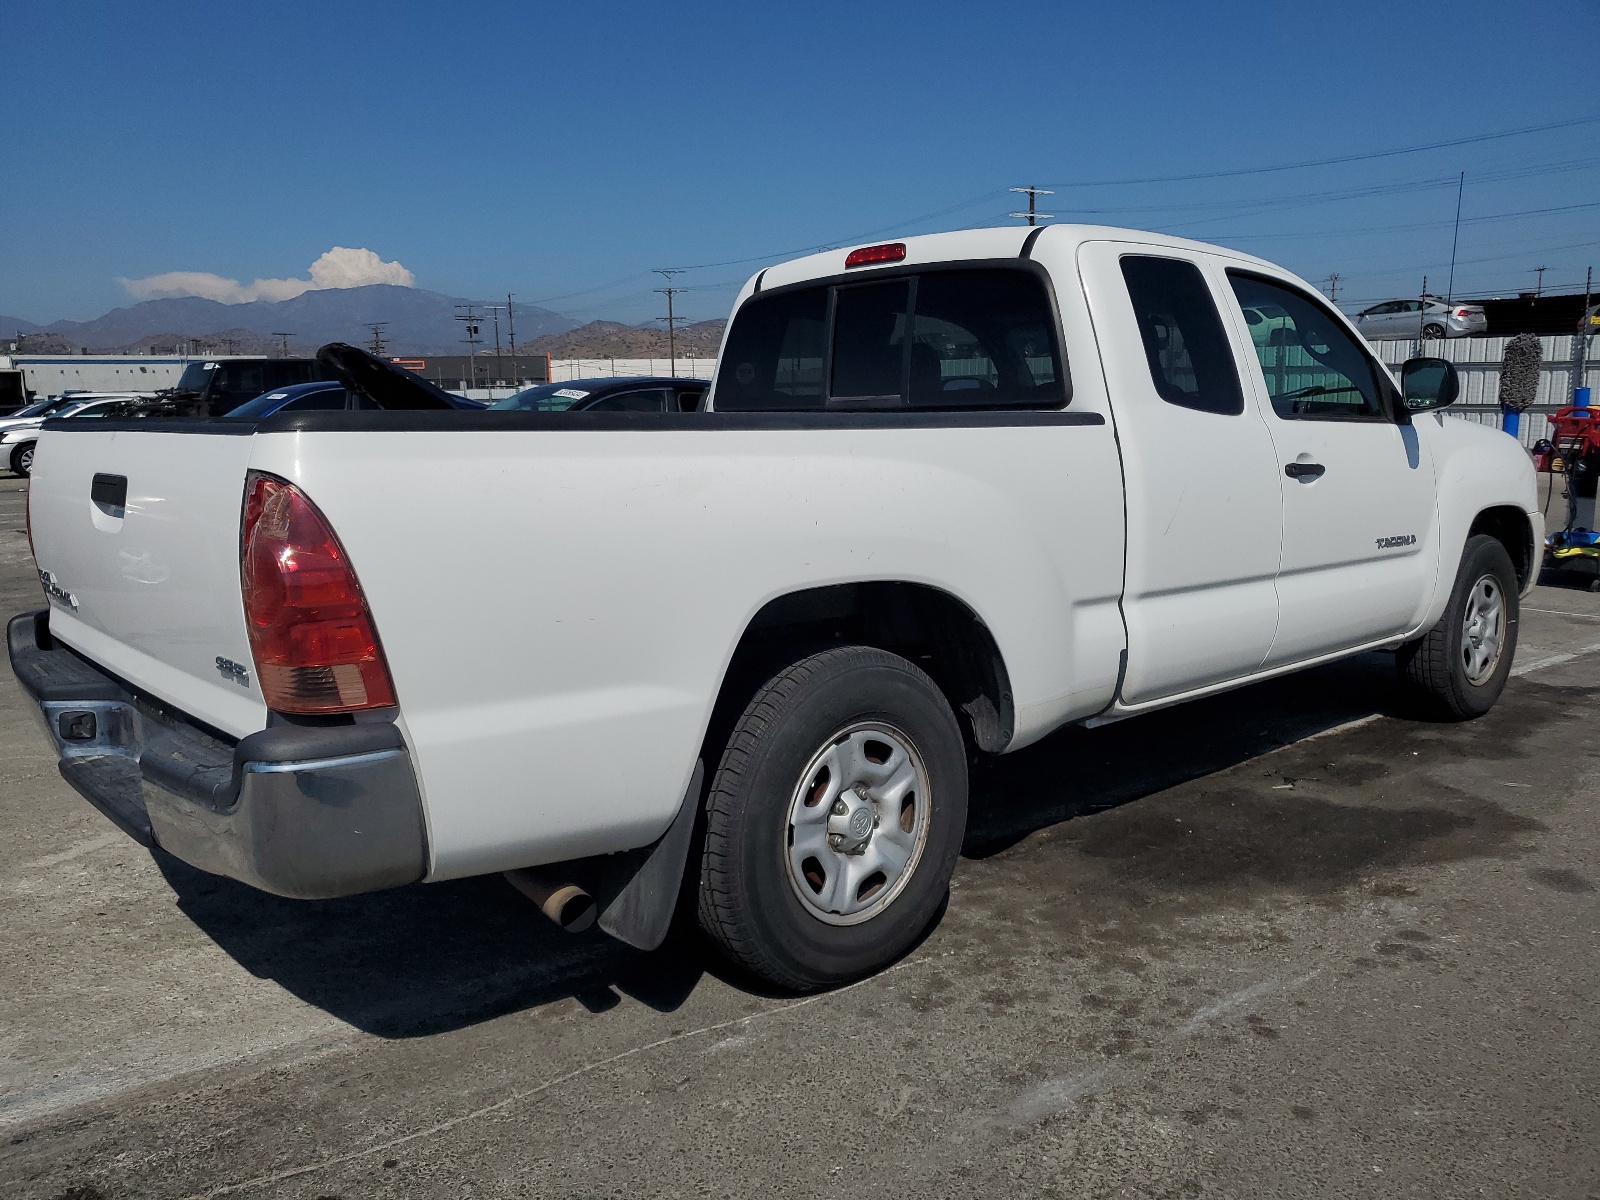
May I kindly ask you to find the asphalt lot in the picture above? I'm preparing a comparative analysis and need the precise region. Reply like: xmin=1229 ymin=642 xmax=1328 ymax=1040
xmin=1 ymin=473 xmax=1597 ymax=1200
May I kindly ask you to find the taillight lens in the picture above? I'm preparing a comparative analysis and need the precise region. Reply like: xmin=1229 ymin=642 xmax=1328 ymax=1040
xmin=845 ymin=242 xmax=906 ymax=268
xmin=240 ymin=472 xmax=396 ymax=713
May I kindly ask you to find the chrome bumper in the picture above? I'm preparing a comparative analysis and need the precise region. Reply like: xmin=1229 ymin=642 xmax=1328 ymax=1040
xmin=7 ymin=611 xmax=427 ymax=899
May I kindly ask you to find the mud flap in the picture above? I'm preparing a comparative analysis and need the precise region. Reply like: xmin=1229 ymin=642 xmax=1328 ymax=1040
xmin=594 ymin=760 xmax=705 ymax=952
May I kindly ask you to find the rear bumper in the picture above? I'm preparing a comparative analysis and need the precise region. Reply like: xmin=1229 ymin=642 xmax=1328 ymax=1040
xmin=7 ymin=610 xmax=428 ymax=899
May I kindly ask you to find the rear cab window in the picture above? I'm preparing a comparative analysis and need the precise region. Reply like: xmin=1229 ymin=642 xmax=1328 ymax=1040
xmin=715 ymin=266 xmax=1068 ymax=411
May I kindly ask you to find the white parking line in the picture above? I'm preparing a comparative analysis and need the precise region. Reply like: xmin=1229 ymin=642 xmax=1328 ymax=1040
xmin=1511 ymin=638 xmax=1600 ymax=678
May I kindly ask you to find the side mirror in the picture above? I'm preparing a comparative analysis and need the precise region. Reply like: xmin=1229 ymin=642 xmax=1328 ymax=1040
xmin=1401 ymin=357 xmax=1458 ymax=413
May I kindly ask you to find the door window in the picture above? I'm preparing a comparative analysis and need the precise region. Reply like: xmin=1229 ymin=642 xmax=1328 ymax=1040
xmin=585 ymin=389 xmax=668 ymax=412
xmin=282 ymin=389 xmax=350 ymax=412
xmin=1227 ymin=273 xmax=1387 ymax=421
xmin=1118 ymin=255 xmax=1244 ymax=416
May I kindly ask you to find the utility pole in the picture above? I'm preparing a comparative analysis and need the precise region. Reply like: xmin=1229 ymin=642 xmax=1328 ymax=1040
xmin=1418 ymin=275 xmax=1429 ymax=345
xmin=1445 ymin=171 xmax=1464 ymax=307
xmin=365 ymin=323 xmax=388 ymax=357
xmin=1535 ymin=265 xmax=1548 ymax=296
xmin=506 ymin=293 xmax=517 ymax=369
xmin=1009 ymin=185 xmax=1054 ymax=227
xmin=1575 ymin=265 xmax=1592 ymax=405
xmin=654 ymin=269 xmax=684 ymax=378
xmin=1324 ymin=274 xmax=1341 ymax=303
xmin=484 ymin=305 xmax=505 ymax=387
xmin=455 ymin=304 xmax=484 ymax=391
xmin=270 ymin=332 xmax=294 ymax=357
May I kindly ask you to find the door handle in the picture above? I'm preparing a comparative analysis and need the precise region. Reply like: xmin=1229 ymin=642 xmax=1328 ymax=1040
xmin=1284 ymin=461 xmax=1326 ymax=480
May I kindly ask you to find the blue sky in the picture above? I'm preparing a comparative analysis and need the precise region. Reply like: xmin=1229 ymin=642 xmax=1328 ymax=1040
xmin=3 ymin=0 xmax=1597 ymax=325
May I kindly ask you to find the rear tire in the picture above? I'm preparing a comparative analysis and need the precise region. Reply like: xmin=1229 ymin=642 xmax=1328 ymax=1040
xmin=1396 ymin=534 xmax=1519 ymax=718
xmin=697 ymin=645 xmax=967 ymax=991
xmin=1422 ymin=322 xmax=1446 ymax=339
xmin=10 ymin=441 xmax=33 ymax=477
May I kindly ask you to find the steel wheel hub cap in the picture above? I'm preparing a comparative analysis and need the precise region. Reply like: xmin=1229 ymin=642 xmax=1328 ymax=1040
xmin=1461 ymin=573 xmax=1505 ymax=684
xmin=785 ymin=722 xmax=932 ymax=926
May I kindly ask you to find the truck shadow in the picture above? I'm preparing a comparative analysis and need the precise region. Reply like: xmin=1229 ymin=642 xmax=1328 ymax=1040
xmin=964 ymin=650 xmax=1413 ymax=858
xmin=153 ymin=651 xmax=1418 ymax=1038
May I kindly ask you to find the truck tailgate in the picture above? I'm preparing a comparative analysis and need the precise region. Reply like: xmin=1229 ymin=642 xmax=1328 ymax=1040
xmin=28 ymin=427 xmax=268 ymax=738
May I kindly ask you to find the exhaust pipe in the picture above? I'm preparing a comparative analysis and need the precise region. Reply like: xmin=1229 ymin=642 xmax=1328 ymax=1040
xmin=504 ymin=868 xmax=596 ymax=933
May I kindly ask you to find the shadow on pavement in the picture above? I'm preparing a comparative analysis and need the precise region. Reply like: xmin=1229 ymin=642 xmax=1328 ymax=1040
xmin=964 ymin=651 xmax=1410 ymax=857
xmin=154 ymin=651 xmax=1413 ymax=1039
xmin=153 ymin=852 xmax=708 ymax=1038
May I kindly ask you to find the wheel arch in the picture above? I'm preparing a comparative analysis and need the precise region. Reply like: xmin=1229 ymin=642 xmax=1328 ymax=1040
xmin=706 ymin=581 xmax=1016 ymax=759
xmin=1468 ymin=504 xmax=1536 ymax=591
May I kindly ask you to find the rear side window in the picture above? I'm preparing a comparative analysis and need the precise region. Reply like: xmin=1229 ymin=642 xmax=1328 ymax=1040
xmin=1119 ymin=256 xmax=1243 ymax=416
xmin=715 ymin=267 xmax=1066 ymax=411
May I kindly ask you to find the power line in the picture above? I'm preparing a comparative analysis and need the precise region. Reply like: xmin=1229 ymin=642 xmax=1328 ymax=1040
xmin=1041 ymin=114 xmax=1600 ymax=188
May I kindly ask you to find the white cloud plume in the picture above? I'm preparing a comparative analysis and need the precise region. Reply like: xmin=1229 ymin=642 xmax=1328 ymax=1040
xmin=120 ymin=247 xmax=415 ymax=303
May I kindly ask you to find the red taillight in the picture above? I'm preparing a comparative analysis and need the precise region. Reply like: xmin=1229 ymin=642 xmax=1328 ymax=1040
xmin=240 ymin=472 xmax=396 ymax=713
xmin=844 ymin=242 xmax=906 ymax=268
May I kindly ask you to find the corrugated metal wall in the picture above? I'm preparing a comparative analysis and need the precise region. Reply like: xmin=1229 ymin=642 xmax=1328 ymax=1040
xmin=1370 ymin=335 xmax=1597 ymax=446
xmin=549 ymin=357 xmax=716 ymax=382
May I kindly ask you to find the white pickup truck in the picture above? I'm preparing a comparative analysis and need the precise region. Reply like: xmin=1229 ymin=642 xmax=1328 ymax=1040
xmin=10 ymin=226 xmax=1538 ymax=990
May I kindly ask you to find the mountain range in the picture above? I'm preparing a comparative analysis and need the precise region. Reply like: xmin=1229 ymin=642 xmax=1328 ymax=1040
xmin=523 ymin=319 xmax=726 ymax=359
xmin=0 ymin=285 xmax=575 ymax=356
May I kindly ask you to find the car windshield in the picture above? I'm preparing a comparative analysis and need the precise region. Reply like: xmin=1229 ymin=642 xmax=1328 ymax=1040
xmin=490 ymin=384 xmax=594 ymax=412
xmin=174 ymin=362 xmax=216 ymax=392
xmin=5 ymin=398 xmax=54 ymax=418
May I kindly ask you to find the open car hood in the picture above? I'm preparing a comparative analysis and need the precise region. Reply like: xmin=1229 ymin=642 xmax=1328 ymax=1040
xmin=315 ymin=343 xmax=480 ymax=410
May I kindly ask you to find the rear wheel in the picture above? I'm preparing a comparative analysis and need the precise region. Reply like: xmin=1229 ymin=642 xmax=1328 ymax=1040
xmin=1396 ymin=534 xmax=1519 ymax=718
xmin=697 ymin=646 xmax=967 ymax=991
xmin=10 ymin=441 xmax=34 ymax=477
xmin=1422 ymin=322 xmax=1446 ymax=339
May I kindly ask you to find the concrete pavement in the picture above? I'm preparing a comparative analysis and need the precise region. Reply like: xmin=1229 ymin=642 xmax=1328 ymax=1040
xmin=1 ymin=475 xmax=1596 ymax=1199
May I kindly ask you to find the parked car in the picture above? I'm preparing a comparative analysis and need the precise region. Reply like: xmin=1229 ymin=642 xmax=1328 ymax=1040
xmin=490 ymin=377 xmax=708 ymax=413
xmin=222 ymin=356 xmax=488 ymax=419
xmin=163 ymin=357 xmax=330 ymax=417
xmin=3 ymin=394 xmax=154 ymax=475
xmin=11 ymin=225 xmax=1536 ymax=993
xmin=1354 ymin=296 xmax=1487 ymax=340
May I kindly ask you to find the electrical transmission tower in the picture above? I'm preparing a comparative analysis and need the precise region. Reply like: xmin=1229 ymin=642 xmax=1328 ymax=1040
xmin=506 ymin=293 xmax=517 ymax=362
xmin=365 ymin=323 xmax=388 ymax=357
xmin=1009 ymin=185 xmax=1054 ymax=227
xmin=455 ymin=305 xmax=484 ymax=390
xmin=654 ymin=269 xmax=685 ymax=378
xmin=270 ymin=332 xmax=295 ymax=356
